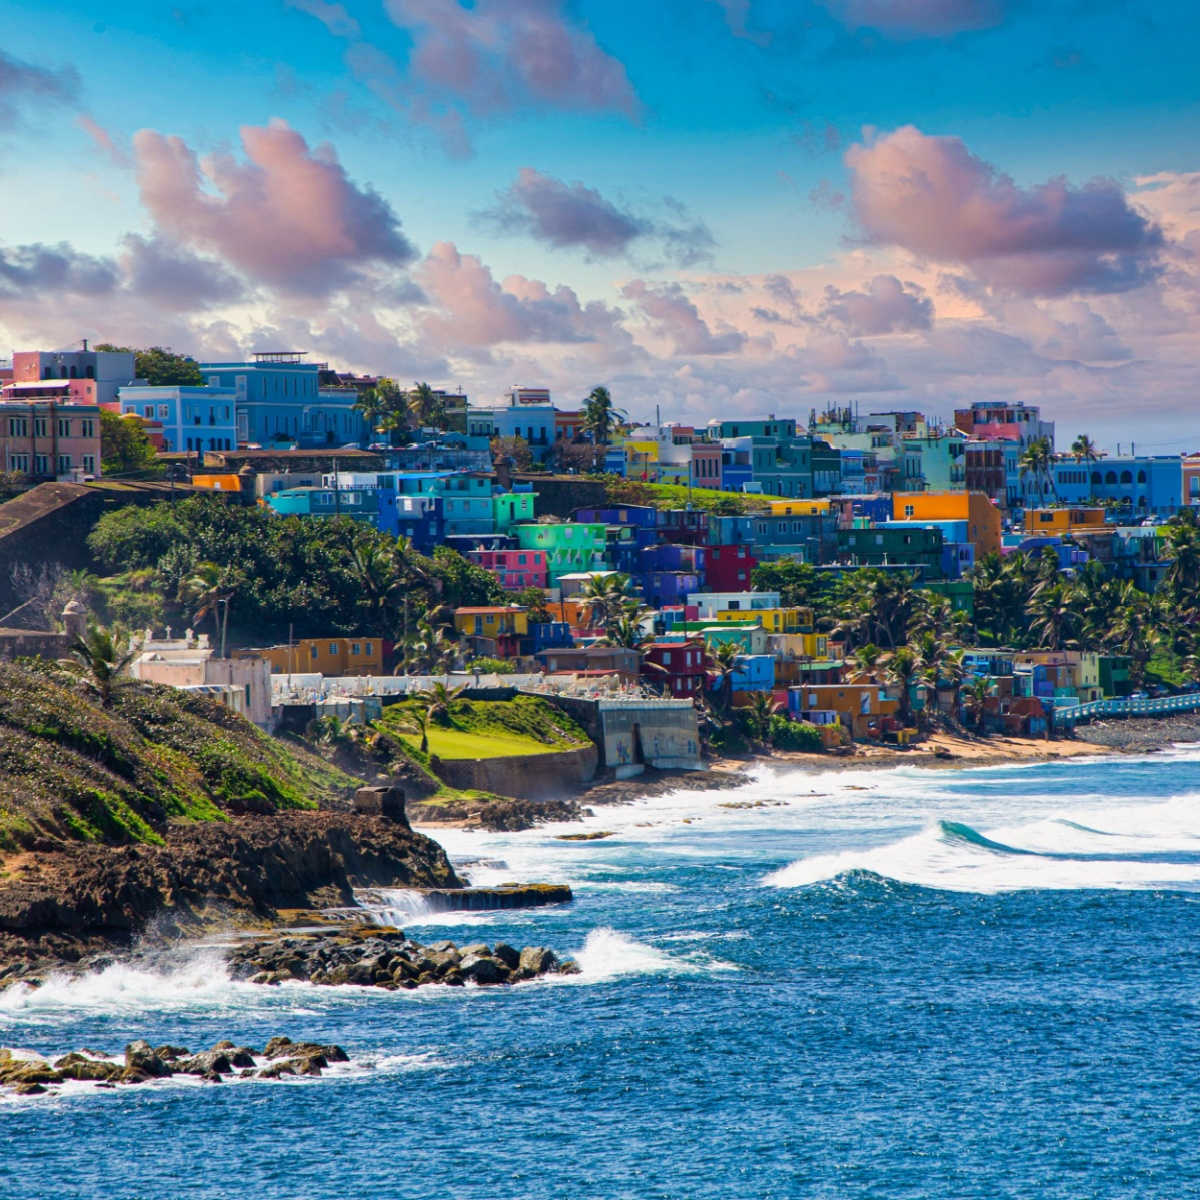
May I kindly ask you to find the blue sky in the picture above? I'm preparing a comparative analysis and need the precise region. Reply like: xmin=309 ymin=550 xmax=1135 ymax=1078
xmin=2 ymin=0 xmax=1199 ymax=447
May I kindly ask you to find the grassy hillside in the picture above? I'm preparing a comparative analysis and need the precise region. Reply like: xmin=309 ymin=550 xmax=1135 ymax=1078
xmin=375 ymin=696 xmax=592 ymax=762
xmin=0 ymin=660 xmax=358 ymax=853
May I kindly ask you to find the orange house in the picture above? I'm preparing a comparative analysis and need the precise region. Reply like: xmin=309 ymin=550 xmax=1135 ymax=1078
xmin=1023 ymin=507 xmax=1106 ymax=534
xmin=891 ymin=490 xmax=1001 ymax=557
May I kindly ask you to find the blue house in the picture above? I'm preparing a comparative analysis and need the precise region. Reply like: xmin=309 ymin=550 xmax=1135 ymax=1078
xmin=266 ymin=486 xmax=380 ymax=524
xmin=117 ymin=384 xmax=238 ymax=454
xmin=728 ymin=654 xmax=776 ymax=693
xmin=335 ymin=469 xmax=493 ymax=535
xmin=1053 ymin=455 xmax=1182 ymax=516
xmin=200 ymin=352 xmax=367 ymax=449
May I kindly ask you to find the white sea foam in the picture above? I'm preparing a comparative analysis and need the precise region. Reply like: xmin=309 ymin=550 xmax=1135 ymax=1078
xmin=564 ymin=927 xmax=737 ymax=982
xmin=765 ymin=791 xmax=1200 ymax=894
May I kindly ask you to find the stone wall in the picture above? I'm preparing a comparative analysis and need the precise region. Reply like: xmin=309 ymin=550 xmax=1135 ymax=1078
xmin=434 ymin=745 xmax=599 ymax=799
xmin=597 ymin=700 xmax=702 ymax=775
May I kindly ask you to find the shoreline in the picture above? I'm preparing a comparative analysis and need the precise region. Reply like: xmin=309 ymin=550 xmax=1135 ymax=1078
xmin=412 ymin=717 xmax=1200 ymax=833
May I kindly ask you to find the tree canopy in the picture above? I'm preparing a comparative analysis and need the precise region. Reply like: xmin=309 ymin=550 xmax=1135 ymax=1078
xmin=95 ymin=344 xmax=205 ymax=387
xmin=100 ymin=409 xmax=162 ymax=476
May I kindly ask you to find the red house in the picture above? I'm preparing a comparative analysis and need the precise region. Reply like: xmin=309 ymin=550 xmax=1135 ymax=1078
xmin=641 ymin=639 xmax=706 ymax=699
xmin=705 ymin=544 xmax=757 ymax=592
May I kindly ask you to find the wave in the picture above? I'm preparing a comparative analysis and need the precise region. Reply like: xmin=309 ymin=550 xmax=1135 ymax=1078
xmin=559 ymin=927 xmax=736 ymax=983
xmin=765 ymin=796 xmax=1200 ymax=895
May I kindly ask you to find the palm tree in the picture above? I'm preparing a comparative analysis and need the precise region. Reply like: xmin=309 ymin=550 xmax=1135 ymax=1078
xmin=1030 ymin=582 xmax=1079 ymax=652
xmin=1071 ymin=434 xmax=1099 ymax=465
xmin=706 ymin=639 xmax=742 ymax=715
xmin=912 ymin=631 xmax=946 ymax=720
xmin=1163 ymin=521 xmax=1200 ymax=610
xmin=579 ymin=572 xmax=630 ymax=629
xmin=393 ymin=706 xmax=431 ymax=755
xmin=70 ymin=624 xmax=141 ymax=708
xmin=350 ymin=541 xmax=404 ymax=635
xmin=408 ymin=381 xmax=444 ymax=429
xmin=600 ymin=613 xmax=652 ymax=650
xmin=941 ymin=649 xmax=968 ymax=725
xmin=179 ymin=561 xmax=242 ymax=657
xmin=848 ymin=642 xmax=882 ymax=680
xmin=965 ymin=676 xmax=993 ymax=731
xmin=581 ymin=386 xmax=623 ymax=447
xmin=743 ymin=690 xmax=780 ymax=747
xmin=422 ymin=681 xmax=465 ymax=724
xmin=1019 ymin=435 xmax=1057 ymax=504
xmin=885 ymin=646 xmax=919 ymax=726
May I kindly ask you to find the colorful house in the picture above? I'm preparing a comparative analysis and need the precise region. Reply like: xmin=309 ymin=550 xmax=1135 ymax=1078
xmin=453 ymin=606 xmax=530 ymax=658
xmin=641 ymin=640 xmax=706 ymax=699
xmin=705 ymin=544 xmax=757 ymax=592
xmin=493 ymin=488 xmax=536 ymax=533
xmin=713 ymin=606 xmax=808 ymax=634
xmin=468 ymin=548 xmax=549 ymax=591
xmin=250 ymin=636 xmax=385 ymax=677
xmin=513 ymin=523 xmax=608 ymax=583
xmin=891 ymin=491 xmax=1001 ymax=557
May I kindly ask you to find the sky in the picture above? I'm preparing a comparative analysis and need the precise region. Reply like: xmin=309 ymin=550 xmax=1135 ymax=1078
xmin=1 ymin=0 xmax=1199 ymax=450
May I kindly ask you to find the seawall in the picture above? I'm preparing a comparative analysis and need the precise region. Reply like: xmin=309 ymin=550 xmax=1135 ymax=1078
xmin=434 ymin=745 xmax=599 ymax=799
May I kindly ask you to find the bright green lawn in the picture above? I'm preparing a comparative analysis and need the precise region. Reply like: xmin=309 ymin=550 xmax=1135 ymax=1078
xmin=396 ymin=727 xmax=571 ymax=760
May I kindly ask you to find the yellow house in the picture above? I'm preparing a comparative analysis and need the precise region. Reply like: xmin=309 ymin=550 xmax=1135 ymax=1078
xmin=191 ymin=473 xmax=243 ymax=492
xmin=769 ymin=631 xmax=830 ymax=660
xmin=714 ymin=606 xmax=807 ymax=634
xmin=251 ymin=637 xmax=384 ymax=676
xmin=452 ymin=606 xmax=530 ymax=638
xmin=624 ymin=440 xmax=660 ymax=478
xmin=768 ymin=498 xmax=830 ymax=517
xmin=891 ymin=490 xmax=1002 ymax=557
xmin=1023 ymin=507 xmax=1106 ymax=534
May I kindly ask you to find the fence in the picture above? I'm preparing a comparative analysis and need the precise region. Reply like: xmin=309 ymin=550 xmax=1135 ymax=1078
xmin=1052 ymin=692 xmax=1200 ymax=726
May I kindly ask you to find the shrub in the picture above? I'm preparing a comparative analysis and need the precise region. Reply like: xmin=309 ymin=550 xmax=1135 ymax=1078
xmin=768 ymin=715 xmax=823 ymax=752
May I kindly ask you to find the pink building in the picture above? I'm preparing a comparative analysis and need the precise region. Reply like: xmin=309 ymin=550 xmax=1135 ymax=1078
xmin=12 ymin=347 xmax=135 ymax=406
xmin=0 ymin=385 xmax=101 ymax=479
xmin=468 ymin=548 xmax=548 ymax=590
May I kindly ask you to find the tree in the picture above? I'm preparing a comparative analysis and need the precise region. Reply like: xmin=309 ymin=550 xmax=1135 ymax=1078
xmin=885 ymin=647 xmax=919 ymax=726
xmin=600 ymin=612 xmax=652 ymax=650
xmin=1018 ymin=435 xmax=1057 ymax=503
xmin=393 ymin=706 xmax=431 ymax=755
xmin=1071 ymin=434 xmax=1099 ymax=465
xmin=849 ymin=642 xmax=882 ymax=680
xmin=491 ymin=435 xmax=534 ymax=471
xmin=100 ymin=409 xmax=161 ymax=476
xmin=513 ymin=587 xmax=553 ymax=623
xmin=741 ymin=691 xmax=781 ymax=747
xmin=408 ymin=382 xmax=445 ymax=429
xmin=579 ymin=572 xmax=631 ymax=629
xmin=941 ymin=649 xmax=968 ymax=725
xmin=70 ymin=624 xmax=140 ymax=708
xmin=965 ymin=676 xmax=993 ymax=731
xmin=96 ymin=344 xmax=204 ymax=387
xmin=179 ymin=560 xmax=242 ymax=656
xmin=582 ymin=386 xmax=623 ymax=449
xmin=707 ymin=639 xmax=741 ymax=715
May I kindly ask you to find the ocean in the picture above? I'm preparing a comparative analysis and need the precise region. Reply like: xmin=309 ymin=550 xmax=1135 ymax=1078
xmin=4 ymin=747 xmax=1200 ymax=1199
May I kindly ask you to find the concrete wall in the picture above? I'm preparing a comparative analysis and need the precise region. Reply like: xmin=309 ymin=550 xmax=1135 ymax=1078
xmin=435 ymin=744 xmax=599 ymax=799
xmin=597 ymin=699 xmax=702 ymax=775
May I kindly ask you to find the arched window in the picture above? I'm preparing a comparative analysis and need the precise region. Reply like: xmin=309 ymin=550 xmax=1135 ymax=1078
xmin=42 ymin=367 xmax=51 ymax=379
xmin=1105 ymin=470 xmax=1117 ymax=484
xmin=1091 ymin=470 xmax=1102 ymax=485
xmin=69 ymin=366 xmax=77 ymax=378
xmin=1137 ymin=469 xmax=1147 ymax=483
xmin=85 ymin=366 xmax=94 ymax=379
xmin=1120 ymin=470 xmax=1132 ymax=484
xmin=60 ymin=366 xmax=68 ymax=378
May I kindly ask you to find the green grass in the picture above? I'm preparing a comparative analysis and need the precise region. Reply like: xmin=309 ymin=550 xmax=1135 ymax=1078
xmin=396 ymin=725 xmax=573 ymax=760
xmin=602 ymin=477 xmax=767 ymax=515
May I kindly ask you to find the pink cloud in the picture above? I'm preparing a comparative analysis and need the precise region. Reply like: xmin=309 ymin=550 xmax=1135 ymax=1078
xmin=845 ymin=125 xmax=1164 ymax=295
xmin=820 ymin=274 xmax=933 ymax=334
xmin=417 ymin=240 xmax=627 ymax=347
xmin=621 ymin=280 xmax=746 ymax=355
xmin=383 ymin=0 xmax=639 ymax=119
xmin=823 ymin=0 xmax=1006 ymax=36
xmin=285 ymin=0 xmax=360 ymax=37
xmin=132 ymin=119 xmax=416 ymax=294
xmin=76 ymin=114 xmax=130 ymax=167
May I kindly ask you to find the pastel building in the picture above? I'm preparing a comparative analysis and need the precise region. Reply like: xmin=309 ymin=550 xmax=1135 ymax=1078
xmin=468 ymin=548 xmax=549 ymax=590
xmin=116 ymin=385 xmax=238 ymax=454
xmin=1053 ymin=456 xmax=1182 ymax=516
xmin=199 ymin=352 xmax=367 ymax=448
xmin=513 ymin=523 xmax=608 ymax=582
xmin=0 ymin=397 xmax=100 ymax=479
xmin=11 ymin=347 xmax=135 ymax=406
xmin=891 ymin=491 xmax=1002 ymax=558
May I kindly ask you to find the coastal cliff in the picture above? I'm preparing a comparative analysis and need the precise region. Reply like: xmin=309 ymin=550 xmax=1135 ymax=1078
xmin=0 ymin=661 xmax=460 ymax=977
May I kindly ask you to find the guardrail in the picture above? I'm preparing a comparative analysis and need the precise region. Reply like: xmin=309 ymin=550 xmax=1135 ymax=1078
xmin=1052 ymin=693 xmax=1200 ymax=725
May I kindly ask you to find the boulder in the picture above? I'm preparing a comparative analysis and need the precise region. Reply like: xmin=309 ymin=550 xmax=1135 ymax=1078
xmin=124 ymin=1040 xmax=172 ymax=1078
xmin=459 ymin=955 xmax=510 ymax=986
xmin=178 ymin=1051 xmax=234 ymax=1076
xmin=492 ymin=943 xmax=520 ymax=970
xmin=518 ymin=946 xmax=558 ymax=977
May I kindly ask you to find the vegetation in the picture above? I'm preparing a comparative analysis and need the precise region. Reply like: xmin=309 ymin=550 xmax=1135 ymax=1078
xmin=85 ymin=496 xmax=503 ymax=647
xmin=0 ymin=660 xmax=355 ymax=852
xmin=601 ymin=476 xmax=767 ymax=515
xmin=100 ymin=409 xmax=162 ymax=477
xmin=94 ymin=344 xmax=204 ymax=387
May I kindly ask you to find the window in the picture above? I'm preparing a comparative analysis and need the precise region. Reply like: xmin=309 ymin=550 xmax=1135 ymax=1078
xmin=9 ymin=454 xmax=29 ymax=473
xmin=159 ymin=405 xmax=170 ymax=419
xmin=904 ymin=503 xmax=914 ymax=516
xmin=79 ymin=419 xmax=94 ymax=438
xmin=310 ymin=646 xmax=318 ymax=659
xmin=34 ymin=454 xmax=48 ymax=475
xmin=329 ymin=643 xmax=338 ymax=655
xmin=57 ymin=418 xmax=71 ymax=438
xmin=82 ymin=455 xmax=95 ymax=474
xmin=58 ymin=455 xmax=71 ymax=472
xmin=1137 ymin=470 xmax=1147 ymax=484
xmin=351 ymin=643 xmax=361 ymax=656
xmin=365 ymin=644 xmax=373 ymax=656
xmin=33 ymin=417 xmax=47 ymax=437
xmin=8 ymin=418 xmax=26 ymax=437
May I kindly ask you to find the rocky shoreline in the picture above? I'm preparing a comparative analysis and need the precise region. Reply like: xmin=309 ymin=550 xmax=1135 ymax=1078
xmin=228 ymin=927 xmax=578 ymax=989
xmin=0 ymin=1035 xmax=353 ymax=1097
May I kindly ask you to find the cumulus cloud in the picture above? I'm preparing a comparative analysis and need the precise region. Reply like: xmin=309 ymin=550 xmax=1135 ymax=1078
xmin=820 ymin=274 xmax=933 ymax=334
xmin=0 ymin=243 xmax=117 ymax=297
xmin=822 ymin=0 xmax=1007 ymax=36
xmin=845 ymin=125 xmax=1164 ymax=295
xmin=285 ymin=0 xmax=360 ymax=37
xmin=621 ymin=280 xmax=746 ymax=355
xmin=476 ymin=167 xmax=715 ymax=265
xmin=0 ymin=50 xmax=79 ymax=128
xmin=132 ymin=119 xmax=417 ymax=294
xmin=119 ymin=234 xmax=245 ymax=308
xmin=417 ymin=240 xmax=628 ymax=347
xmin=383 ymin=0 xmax=639 ymax=121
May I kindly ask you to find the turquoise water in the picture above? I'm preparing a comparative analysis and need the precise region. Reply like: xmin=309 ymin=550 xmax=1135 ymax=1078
xmin=5 ymin=748 xmax=1200 ymax=1199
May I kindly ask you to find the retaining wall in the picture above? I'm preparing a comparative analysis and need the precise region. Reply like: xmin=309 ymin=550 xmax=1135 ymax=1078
xmin=434 ymin=744 xmax=599 ymax=799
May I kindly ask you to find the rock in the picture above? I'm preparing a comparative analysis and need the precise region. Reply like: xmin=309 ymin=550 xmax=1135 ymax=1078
xmin=557 ymin=959 xmax=582 ymax=975
xmin=518 ymin=946 xmax=559 ymax=976
xmin=54 ymin=1055 xmax=122 ymax=1083
xmin=124 ymin=1041 xmax=172 ymax=1078
xmin=492 ymin=943 xmax=520 ymax=970
xmin=155 ymin=1045 xmax=190 ymax=1060
xmin=263 ymin=1037 xmax=346 ymax=1064
xmin=440 ymin=968 xmax=465 ymax=987
xmin=460 ymin=943 xmax=491 ymax=959
xmin=178 ymin=1051 xmax=234 ymax=1076
xmin=14 ymin=1082 xmax=46 ymax=1095
xmin=459 ymin=955 xmax=510 ymax=986
xmin=226 ymin=1047 xmax=257 ymax=1069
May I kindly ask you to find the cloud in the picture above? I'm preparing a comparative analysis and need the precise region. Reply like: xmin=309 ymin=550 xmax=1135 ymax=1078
xmin=707 ymin=0 xmax=770 ymax=45
xmin=417 ymin=241 xmax=629 ymax=347
xmin=0 ymin=243 xmax=117 ymax=297
xmin=285 ymin=0 xmax=360 ymax=37
xmin=132 ymin=119 xmax=416 ymax=294
xmin=822 ymin=0 xmax=1007 ymax=36
xmin=0 ymin=50 xmax=79 ymax=128
xmin=819 ymin=274 xmax=933 ymax=334
xmin=845 ymin=125 xmax=1164 ymax=295
xmin=377 ymin=0 xmax=639 ymax=142
xmin=476 ymin=167 xmax=715 ymax=265
xmin=119 ymin=234 xmax=245 ymax=308
xmin=76 ymin=114 xmax=131 ymax=167
xmin=621 ymin=280 xmax=746 ymax=355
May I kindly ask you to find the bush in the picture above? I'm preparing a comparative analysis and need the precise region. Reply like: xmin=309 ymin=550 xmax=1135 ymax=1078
xmin=465 ymin=657 xmax=516 ymax=675
xmin=767 ymin=715 xmax=823 ymax=752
